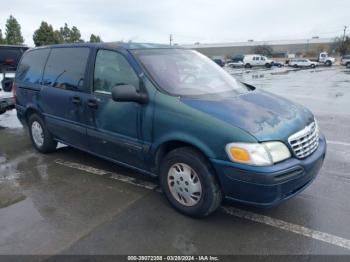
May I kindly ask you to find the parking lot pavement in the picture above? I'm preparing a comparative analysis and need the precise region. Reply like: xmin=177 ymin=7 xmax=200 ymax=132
xmin=1 ymin=66 xmax=350 ymax=256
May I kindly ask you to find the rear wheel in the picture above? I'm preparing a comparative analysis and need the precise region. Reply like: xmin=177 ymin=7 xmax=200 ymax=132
xmin=159 ymin=147 xmax=222 ymax=217
xmin=28 ymin=114 xmax=57 ymax=153
xmin=346 ymin=62 xmax=350 ymax=68
xmin=265 ymin=63 xmax=272 ymax=68
xmin=311 ymin=64 xmax=316 ymax=68
xmin=244 ymin=63 xmax=251 ymax=68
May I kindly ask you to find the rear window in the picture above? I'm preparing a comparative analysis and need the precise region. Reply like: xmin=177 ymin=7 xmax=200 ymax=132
xmin=0 ymin=46 xmax=28 ymax=72
xmin=43 ymin=47 xmax=89 ymax=90
xmin=16 ymin=48 xmax=50 ymax=84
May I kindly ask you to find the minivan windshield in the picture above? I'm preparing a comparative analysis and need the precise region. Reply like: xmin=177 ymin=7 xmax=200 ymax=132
xmin=134 ymin=49 xmax=249 ymax=97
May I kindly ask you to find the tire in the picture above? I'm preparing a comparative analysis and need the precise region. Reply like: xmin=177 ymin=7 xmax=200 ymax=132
xmin=28 ymin=113 xmax=57 ymax=153
xmin=244 ymin=63 xmax=251 ymax=68
xmin=159 ymin=147 xmax=222 ymax=217
xmin=265 ymin=63 xmax=271 ymax=68
xmin=346 ymin=62 xmax=350 ymax=68
xmin=325 ymin=60 xmax=332 ymax=66
xmin=293 ymin=64 xmax=298 ymax=68
xmin=311 ymin=64 xmax=316 ymax=68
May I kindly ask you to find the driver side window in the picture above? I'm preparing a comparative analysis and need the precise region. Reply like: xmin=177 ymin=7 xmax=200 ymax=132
xmin=94 ymin=50 xmax=139 ymax=93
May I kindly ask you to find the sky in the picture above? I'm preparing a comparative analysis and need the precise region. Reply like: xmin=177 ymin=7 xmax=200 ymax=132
xmin=0 ymin=0 xmax=349 ymax=46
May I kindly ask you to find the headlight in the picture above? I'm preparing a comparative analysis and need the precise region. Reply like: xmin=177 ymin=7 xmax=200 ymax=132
xmin=225 ymin=141 xmax=291 ymax=166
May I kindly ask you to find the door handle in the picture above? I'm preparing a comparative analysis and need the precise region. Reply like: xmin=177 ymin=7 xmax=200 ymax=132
xmin=72 ymin=96 xmax=81 ymax=105
xmin=87 ymin=99 xmax=98 ymax=109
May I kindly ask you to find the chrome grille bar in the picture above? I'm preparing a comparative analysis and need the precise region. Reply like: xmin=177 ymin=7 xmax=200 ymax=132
xmin=288 ymin=121 xmax=319 ymax=159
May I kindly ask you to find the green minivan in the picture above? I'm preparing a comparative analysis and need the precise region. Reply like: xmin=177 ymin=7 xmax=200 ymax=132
xmin=15 ymin=43 xmax=326 ymax=217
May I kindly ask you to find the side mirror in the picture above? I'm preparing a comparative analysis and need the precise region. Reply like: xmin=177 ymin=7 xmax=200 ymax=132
xmin=111 ymin=84 xmax=148 ymax=104
xmin=1 ymin=78 xmax=14 ymax=92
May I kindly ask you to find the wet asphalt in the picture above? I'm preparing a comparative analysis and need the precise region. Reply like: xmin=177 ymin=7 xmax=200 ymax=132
xmin=0 ymin=66 xmax=350 ymax=256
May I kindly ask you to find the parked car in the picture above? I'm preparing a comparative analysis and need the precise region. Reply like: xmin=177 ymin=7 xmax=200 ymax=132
xmin=0 ymin=45 xmax=28 ymax=114
xmin=340 ymin=55 xmax=350 ymax=67
xmin=271 ymin=61 xmax=284 ymax=68
xmin=15 ymin=43 xmax=326 ymax=217
xmin=212 ymin=58 xmax=225 ymax=67
xmin=243 ymin=54 xmax=274 ymax=68
xmin=227 ymin=55 xmax=244 ymax=68
xmin=227 ymin=60 xmax=244 ymax=68
xmin=289 ymin=58 xmax=318 ymax=68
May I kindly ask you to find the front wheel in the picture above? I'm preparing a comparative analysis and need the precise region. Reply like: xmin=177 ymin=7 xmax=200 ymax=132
xmin=311 ymin=64 xmax=316 ymax=68
xmin=28 ymin=114 xmax=57 ymax=153
xmin=244 ymin=63 xmax=251 ymax=68
xmin=159 ymin=147 xmax=222 ymax=217
xmin=325 ymin=60 xmax=332 ymax=66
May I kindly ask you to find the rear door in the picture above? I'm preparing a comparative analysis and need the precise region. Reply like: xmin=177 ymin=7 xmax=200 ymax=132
xmin=41 ymin=47 xmax=91 ymax=150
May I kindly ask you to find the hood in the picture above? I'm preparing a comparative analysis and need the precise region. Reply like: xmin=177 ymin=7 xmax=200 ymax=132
xmin=181 ymin=90 xmax=314 ymax=142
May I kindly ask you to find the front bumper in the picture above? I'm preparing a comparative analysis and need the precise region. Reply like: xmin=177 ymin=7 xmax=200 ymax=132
xmin=211 ymin=134 xmax=327 ymax=207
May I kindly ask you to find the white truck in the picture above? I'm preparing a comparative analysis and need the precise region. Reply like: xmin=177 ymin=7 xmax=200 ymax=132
xmin=315 ymin=52 xmax=335 ymax=66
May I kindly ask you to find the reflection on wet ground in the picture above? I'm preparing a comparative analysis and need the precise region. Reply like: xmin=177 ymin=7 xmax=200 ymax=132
xmin=0 ymin=66 xmax=350 ymax=255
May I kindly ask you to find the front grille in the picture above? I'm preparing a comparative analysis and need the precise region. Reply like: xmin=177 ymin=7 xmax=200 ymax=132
xmin=288 ymin=121 xmax=319 ymax=159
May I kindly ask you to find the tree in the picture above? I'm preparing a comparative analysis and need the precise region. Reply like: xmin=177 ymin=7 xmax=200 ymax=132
xmin=89 ymin=34 xmax=102 ymax=43
xmin=33 ymin=21 xmax=63 ymax=46
xmin=70 ymin=26 xmax=83 ymax=42
xmin=252 ymin=45 xmax=274 ymax=56
xmin=59 ymin=23 xmax=71 ymax=42
xmin=5 ymin=15 xmax=24 ymax=45
xmin=333 ymin=35 xmax=350 ymax=56
xmin=59 ymin=23 xmax=84 ymax=43
xmin=0 ymin=29 xmax=5 ymax=44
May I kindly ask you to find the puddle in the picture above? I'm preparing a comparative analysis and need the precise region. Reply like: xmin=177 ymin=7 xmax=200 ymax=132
xmin=0 ymin=184 xmax=26 ymax=208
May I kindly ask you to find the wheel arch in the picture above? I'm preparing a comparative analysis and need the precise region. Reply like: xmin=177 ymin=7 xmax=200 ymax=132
xmin=24 ymin=105 xmax=44 ymax=124
xmin=153 ymin=138 xmax=216 ymax=175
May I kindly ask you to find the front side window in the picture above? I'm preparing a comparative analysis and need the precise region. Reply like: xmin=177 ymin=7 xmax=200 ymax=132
xmin=134 ymin=49 xmax=249 ymax=97
xmin=94 ymin=50 xmax=139 ymax=93
xmin=43 ymin=47 xmax=89 ymax=90
xmin=16 ymin=49 xmax=50 ymax=84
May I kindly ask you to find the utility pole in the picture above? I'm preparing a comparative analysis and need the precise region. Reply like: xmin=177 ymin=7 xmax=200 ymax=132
xmin=342 ymin=26 xmax=347 ymax=55
xmin=169 ymin=34 xmax=173 ymax=46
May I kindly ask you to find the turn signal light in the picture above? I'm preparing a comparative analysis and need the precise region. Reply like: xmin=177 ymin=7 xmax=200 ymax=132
xmin=229 ymin=147 xmax=250 ymax=162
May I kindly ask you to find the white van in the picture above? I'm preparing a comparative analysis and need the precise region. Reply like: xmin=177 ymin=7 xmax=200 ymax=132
xmin=243 ymin=54 xmax=274 ymax=68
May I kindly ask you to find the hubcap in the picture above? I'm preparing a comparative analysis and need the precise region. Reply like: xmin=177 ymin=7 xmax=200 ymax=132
xmin=167 ymin=163 xmax=202 ymax=207
xmin=31 ymin=121 xmax=44 ymax=147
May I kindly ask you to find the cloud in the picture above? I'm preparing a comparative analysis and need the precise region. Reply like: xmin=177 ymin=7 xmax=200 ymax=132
xmin=0 ymin=0 xmax=348 ymax=46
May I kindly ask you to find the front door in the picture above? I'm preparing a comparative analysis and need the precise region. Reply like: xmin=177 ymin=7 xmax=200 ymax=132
xmin=86 ymin=49 xmax=145 ymax=169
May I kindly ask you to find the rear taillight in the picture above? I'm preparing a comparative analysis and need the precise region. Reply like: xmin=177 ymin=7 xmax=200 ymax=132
xmin=12 ymin=82 xmax=16 ymax=104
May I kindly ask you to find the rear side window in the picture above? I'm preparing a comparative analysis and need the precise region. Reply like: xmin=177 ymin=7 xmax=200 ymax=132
xmin=43 ymin=48 xmax=89 ymax=90
xmin=16 ymin=49 xmax=50 ymax=84
xmin=94 ymin=50 xmax=139 ymax=93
